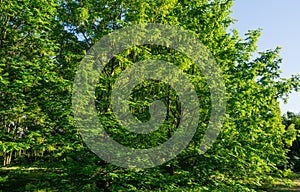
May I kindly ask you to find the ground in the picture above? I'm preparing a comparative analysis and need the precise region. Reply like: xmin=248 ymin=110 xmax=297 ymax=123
xmin=1 ymin=167 xmax=300 ymax=191
xmin=271 ymin=178 xmax=300 ymax=192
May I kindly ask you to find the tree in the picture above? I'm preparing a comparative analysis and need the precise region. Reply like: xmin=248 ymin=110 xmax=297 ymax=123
xmin=1 ymin=0 xmax=300 ymax=191
xmin=282 ymin=111 xmax=300 ymax=171
xmin=0 ymin=0 xmax=81 ymax=167
xmin=58 ymin=0 xmax=300 ymax=190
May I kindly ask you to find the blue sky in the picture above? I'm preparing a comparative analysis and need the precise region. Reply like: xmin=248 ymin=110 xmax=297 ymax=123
xmin=230 ymin=1 xmax=300 ymax=113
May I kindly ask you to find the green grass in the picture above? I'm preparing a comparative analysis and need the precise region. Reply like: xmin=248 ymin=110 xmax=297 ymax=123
xmin=269 ymin=177 xmax=300 ymax=192
xmin=2 ymin=167 xmax=300 ymax=192
xmin=0 ymin=167 xmax=86 ymax=191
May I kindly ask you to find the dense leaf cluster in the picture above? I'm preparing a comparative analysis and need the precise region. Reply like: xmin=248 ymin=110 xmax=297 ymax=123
xmin=1 ymin=0 xmax=300 ymax=191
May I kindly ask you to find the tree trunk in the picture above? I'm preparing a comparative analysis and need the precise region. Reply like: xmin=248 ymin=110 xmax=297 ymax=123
xmin=3 ymin=151 xmax=12 ymax=166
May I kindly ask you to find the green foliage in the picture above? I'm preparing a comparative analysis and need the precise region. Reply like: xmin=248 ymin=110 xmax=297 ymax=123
xmin=282 ymin=112 xmax=300 ymax=171
xmin=1 ymin=0 xmax=300 ymax=191
xmin=0 ymin=0 xmax=80 ymax=166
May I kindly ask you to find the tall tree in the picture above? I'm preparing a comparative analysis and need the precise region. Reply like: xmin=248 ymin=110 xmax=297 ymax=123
xmin=58 ymin=0 xmax=300 ymax=190
xmin=1 ymin=0 xmax=300 ymax=191
xmin=0 ymin=0 xmax=81 ymax=166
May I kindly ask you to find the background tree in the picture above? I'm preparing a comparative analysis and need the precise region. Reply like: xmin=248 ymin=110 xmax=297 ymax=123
xmin=0 ymin=0 xmax=82 ymax=167
xmin=282 ymin=111 xmax=300 ymax=171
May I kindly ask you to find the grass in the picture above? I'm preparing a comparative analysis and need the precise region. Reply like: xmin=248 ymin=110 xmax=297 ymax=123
xmin=0 ymin=166 xmax=87 ymax=191
xmin=2 ymin=167 xmax=300 ymax=191
xmin=270 ymin=177 xmax=300 ymax=192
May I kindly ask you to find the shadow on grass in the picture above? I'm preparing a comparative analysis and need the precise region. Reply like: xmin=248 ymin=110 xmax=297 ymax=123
xmin=0 ymin=166 xmax=99 ymax=192
xmin=1 ymin=168 xmax=69 ymax=191
xmin=267 ymin=175 xmax=300 ymax=192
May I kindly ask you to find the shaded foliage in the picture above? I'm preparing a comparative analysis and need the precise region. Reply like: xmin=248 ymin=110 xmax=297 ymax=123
xmin=282 ymin=112 xmax=300 ymax=171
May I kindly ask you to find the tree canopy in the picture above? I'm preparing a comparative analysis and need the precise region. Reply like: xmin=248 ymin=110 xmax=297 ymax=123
xmin=1 ymin=0 xmax=300 ymax=191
